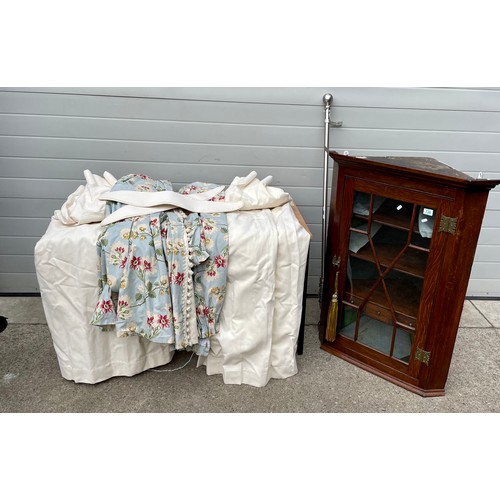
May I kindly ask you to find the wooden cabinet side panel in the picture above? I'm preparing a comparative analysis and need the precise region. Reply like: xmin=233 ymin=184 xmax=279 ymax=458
xmin=419 ymin=189 xmax=490 ymax=391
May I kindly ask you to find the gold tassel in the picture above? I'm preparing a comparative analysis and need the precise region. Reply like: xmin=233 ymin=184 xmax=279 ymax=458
xmin=325 ymin=271 xmax=339 ymax=342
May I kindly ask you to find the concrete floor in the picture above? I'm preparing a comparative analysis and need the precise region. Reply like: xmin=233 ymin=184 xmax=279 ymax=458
xmin=1 ymin=296 xmax=500 ymax=412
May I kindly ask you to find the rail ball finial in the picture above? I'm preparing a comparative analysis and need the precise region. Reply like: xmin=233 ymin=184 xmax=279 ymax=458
xmin=323 ymin=93 xmax=333 ymax=106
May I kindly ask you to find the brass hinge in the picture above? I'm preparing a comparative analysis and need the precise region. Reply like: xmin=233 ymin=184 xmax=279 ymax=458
xmin=438 ymin=215 xmax=458 ymax=235
xmin=415 ymin=347 xmax=431 ymax=366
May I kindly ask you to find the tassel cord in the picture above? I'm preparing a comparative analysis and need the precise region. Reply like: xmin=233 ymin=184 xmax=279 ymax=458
xmin=325 ymin=270 xmax=339 ymax=342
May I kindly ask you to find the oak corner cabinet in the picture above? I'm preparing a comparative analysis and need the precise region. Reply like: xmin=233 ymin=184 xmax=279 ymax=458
xmin=319 ymin=151 xmax=500 ymax=397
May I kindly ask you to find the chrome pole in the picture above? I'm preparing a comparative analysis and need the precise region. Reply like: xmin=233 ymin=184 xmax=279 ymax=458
xmin=319 ymin=93 xmax=333 ymax=304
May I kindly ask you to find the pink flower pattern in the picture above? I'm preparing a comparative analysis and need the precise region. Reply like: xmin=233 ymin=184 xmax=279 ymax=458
xmin=131 ymin=256 xmax=142 ymax=270
xmin=101 ymin=300 xmax=113 ymax=312
xmin=172 ymin=272 xmax=185 ymax=286
xmin=157 ymin=314 xmax=170 ymax=328
xmin=214 ymin=255 xmax=226 ymax=268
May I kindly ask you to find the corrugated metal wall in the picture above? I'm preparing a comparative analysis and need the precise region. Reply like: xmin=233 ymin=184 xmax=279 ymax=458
xmin=0 ymin=87 xmax=499 ymax=296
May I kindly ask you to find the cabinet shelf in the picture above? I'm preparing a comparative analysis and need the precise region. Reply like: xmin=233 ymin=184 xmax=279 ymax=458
xmin=373 ymin=200 xmax=415 ymax=231
xmin=355 ymin=199 xmax=436 ymax=243
xmin=344 ymin=277 xmax=420 ymax=329
xmin=350 ymin=243 xmax=428 ymax=279
xmin=355 ymin=200 xmax=417 ymax=233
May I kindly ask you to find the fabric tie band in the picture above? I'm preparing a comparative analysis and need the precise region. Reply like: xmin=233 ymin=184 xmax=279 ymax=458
xmin=100 ymin=187 xmax=243 ymax=225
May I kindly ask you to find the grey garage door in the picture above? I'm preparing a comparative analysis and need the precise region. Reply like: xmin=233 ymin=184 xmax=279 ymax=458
xmin=0 ymin=87 xmax=499 ymax=296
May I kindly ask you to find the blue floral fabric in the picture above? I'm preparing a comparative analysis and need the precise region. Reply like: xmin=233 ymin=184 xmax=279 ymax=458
xmin=90 ymin=174 xmax=228 ymax=356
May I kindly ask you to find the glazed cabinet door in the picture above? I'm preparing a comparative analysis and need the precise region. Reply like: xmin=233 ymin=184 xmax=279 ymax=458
xmin=330 ymin=177 xmax=448 ymax=379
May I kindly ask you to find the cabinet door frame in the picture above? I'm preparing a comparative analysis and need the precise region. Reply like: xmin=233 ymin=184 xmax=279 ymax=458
xmin=328 ymin=174 xmax=455 ymax=382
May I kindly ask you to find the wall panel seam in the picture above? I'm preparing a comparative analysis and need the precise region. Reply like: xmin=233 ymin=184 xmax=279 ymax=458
xmin=0 ymin=135 xmax=322 ymax=150
xmin=0 ymin=89 xmax=323 ymax=107
xmin=0 ymin=112 xmax=324 ymax=130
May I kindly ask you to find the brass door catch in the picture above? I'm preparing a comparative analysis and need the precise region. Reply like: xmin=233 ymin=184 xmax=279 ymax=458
xmin=438 ymin=215 xmax=458 ymax=235
xmin=415 ymin=347 xmax=431 ymax=365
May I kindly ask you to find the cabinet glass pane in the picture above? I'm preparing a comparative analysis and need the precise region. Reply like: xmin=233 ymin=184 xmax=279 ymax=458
xmin=339 ymin=192 xmax=434 ymax=364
